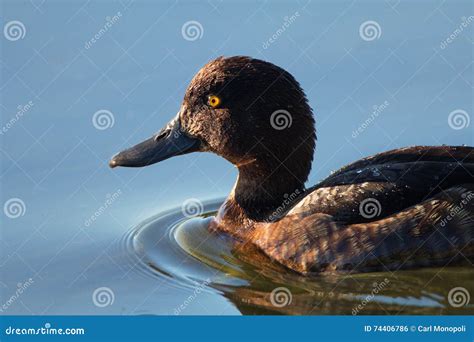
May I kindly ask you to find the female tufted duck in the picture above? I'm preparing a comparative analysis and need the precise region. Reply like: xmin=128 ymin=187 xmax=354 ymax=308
xmin=110 ymin=56 xmax=474 ymax=274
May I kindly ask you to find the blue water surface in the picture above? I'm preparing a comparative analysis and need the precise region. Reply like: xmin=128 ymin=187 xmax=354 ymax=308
xmin=0 ymin=0 xmax=473 ymax=315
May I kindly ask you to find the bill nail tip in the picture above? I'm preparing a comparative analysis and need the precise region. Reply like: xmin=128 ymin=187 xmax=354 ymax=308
xmin=109 ymin=159 xmax=117 ymax=168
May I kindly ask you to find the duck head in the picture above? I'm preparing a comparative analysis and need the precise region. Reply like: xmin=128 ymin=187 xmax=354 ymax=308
xmin=110 ymin=56 xmax=315 ymax=221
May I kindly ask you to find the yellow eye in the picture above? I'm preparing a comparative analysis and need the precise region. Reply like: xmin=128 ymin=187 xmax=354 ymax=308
xmin=208 ymin=95 xmax=221 ymax=108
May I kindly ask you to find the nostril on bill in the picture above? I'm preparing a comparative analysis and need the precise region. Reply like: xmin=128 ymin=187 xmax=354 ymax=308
xmin=154 ymin=129 xmax=170 ymax=141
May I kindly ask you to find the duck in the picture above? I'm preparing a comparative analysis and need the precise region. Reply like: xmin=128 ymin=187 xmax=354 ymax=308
xmin=109 ymin=56 xmax=474 ymax=275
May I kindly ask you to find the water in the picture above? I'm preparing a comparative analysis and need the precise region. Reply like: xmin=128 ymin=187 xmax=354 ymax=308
xmin=118 ymin=200 xmax=474 ymax=315
xmin=1 ymin=1 xmax=473 ymax=315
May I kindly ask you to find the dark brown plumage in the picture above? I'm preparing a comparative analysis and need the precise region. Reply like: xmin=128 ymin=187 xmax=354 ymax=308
xmin=110 ymin=56 xmax=474 ymax=275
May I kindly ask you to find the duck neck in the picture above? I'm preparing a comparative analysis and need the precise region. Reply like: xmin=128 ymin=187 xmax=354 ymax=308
xmin=218 ymin=161 xmax=307 ymax=229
